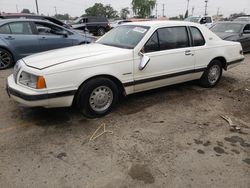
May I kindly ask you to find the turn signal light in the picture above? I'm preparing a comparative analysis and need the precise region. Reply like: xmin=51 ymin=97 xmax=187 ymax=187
xmin=36 ymin=76 xmax=46 ymax=89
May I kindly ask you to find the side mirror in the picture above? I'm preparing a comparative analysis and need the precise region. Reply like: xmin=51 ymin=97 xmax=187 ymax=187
xmin=243 ymin=30 xmax=250 ymax=34
xmin=139 ymin=52 xmax=150 ymax=70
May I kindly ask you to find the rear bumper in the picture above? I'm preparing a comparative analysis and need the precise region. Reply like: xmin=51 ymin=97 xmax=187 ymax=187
xmin=6 ymin=75 xmax=76 ymax=108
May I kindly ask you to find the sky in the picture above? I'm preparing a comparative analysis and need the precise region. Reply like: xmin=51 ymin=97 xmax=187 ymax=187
xmin=1 ymin=0 xmax=250 ymax=18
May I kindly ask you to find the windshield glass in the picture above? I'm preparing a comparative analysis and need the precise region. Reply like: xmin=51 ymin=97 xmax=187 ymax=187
xmin=97 ymin=25 xmax=149 ymax=49
xmin=185 ymin=17 xmax=200 ymax=23
xmin=210 ymin=23 xmax=243 ymax=33
xmin=234 ymin=17 xmax=250 ymax=22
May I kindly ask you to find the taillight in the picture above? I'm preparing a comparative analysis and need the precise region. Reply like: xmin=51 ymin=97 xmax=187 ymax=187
xmin=240 ymin=50 xmax=243 ymax=55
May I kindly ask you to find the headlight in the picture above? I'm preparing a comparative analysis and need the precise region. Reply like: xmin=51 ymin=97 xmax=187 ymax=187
xmin=13 ymin=60 xmax=22 ymax=83
xmin=19 ymin=71 xmax=46 ymax=89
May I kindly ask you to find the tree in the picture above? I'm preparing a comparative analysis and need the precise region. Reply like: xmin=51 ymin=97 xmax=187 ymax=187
xmin=132 ymin=0 xmax=156 ymax=18
xmin=120 ymin=7 xmax=130 ymax=19
xmin=21 ymin=9 xmax=31 ymax=14
xmin=85 ymin=3 xmax=118 ymax=18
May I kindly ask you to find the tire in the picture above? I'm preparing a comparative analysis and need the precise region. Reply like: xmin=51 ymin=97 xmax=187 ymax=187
xmin=97 ymin=28 xmax=106 ymax=36
xmin=199 ymin=60 xmax=223 ymax=88
xmin=0 ymin=48 xmax=14 ymax=70
xmin=77 ymin=77 xmax=119 ymax=118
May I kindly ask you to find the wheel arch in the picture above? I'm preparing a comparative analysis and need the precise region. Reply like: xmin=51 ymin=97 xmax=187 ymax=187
xmin=72 ymin=74 xmax=126 ymax=107
xmin=209 ymin=56 xmax=227 ymax=70
xmin=0 ymin=46 xmax=15 ymax=60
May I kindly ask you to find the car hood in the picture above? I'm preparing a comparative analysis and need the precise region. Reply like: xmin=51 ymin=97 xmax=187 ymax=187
xmin=213 ymin=32 xmax=239 ymax=40
xmin=23 ymin=43 xmax=128 ymax=70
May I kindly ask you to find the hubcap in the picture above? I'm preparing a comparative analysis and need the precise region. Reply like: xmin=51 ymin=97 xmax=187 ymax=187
xmin=208 ymin=65 xmax=220 ymax=84
xmin=89 ymin=86 xmax=113 ymax=112
xmin=0 ymin=50 xmax=11 ymax=69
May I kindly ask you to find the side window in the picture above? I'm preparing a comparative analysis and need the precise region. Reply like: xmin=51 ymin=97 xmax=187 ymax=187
xmin=206 ymin=17 xmax=212 ymax=23
xmin=158 ymin=27 xmax=189 ymax=50
xmin=35 ymin=22 xmax=67 ymax=35
xmin=243 ymin=24 xmax=250 ymax=32
xmin=144 ymin=32 xmax=159 ymax=53
xmin=190 ymin=27 xmax=205 ymax=46
xmin=9 ymin=22 xmax=32 ymax=34
xmin=0 ymin=24 xmax=11 ymax=34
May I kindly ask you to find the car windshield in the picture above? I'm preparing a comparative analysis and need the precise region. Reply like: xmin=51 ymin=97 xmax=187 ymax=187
xmin=185 ymin=17 xmax=200 ymax=23
xmin=97 ymin=25 xmax=149 ymax=49
xmin=210 ymin=23 xmax=243 ymax=33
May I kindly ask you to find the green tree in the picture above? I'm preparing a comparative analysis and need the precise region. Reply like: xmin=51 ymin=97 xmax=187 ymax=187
xmin=132 ymin=0 xmax=156 ymax=18
xmin=120 ymin=7 xmax=130 ymax=19
xmin=85 ymin=3 xmax=118 ymax=18
xmin=21 ymin=9 xmax=31 ymax=14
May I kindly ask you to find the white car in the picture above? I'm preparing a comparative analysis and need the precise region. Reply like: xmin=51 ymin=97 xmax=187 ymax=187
xmin=185 ymin=16 xmax=214 ymax=28
xmin=7 ymin=21 xmax=244 ymax=118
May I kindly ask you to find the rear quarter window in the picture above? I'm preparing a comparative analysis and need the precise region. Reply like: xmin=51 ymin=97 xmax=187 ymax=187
xmin=190 ymin=27 xmax=205 ymax=46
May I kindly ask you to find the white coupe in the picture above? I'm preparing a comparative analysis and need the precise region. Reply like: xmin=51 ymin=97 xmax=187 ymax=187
xmin=7 ymin=21 xmax=245 ymax=118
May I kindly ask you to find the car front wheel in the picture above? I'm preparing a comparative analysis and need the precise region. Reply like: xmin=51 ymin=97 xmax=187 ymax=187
xmin=77 ymin=77 xmax=119 ymax=118
xmin=199 ymin=60 xmax=223 ymax=88
xmin=0 ymin=48 xmax=14 ymax=70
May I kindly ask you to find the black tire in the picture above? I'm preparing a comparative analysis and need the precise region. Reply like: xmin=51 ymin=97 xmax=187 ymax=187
xmin=0 ymin=48 xmax=14 ymax=70
xmin=199 ymin=60 xmax=223 ymax=88
xmin=97 ymin=28 xmax=106 ymax=36
xmin=76 ymin=77 xmax=119 ymax=118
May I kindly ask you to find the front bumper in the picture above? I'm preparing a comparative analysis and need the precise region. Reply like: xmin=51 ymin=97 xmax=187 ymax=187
xmin=6 ymin=75 xmax=76 ymax=108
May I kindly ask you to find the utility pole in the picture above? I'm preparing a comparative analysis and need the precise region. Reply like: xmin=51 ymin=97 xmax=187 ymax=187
xmin=16 ymin=4 xmax=19 ymax=13
xmin=155 ymin=3 xmax=158 ymax=18
xmin=204 ymin=0 xmax=208 ymax=16
xmin=192 ymin=6 xmax=195 ymax=16
xmin=54 ymin=6 xmax=58 ymax=15
xmin=35 ymin=0 xmax=39 ymax=15
xmin=217 ymin=7 xmax=220 ymax=16
xmin=186 ymin=0 xmax=190 ymax=13
xmin=162 ymin=4 xmax=165 ymax=17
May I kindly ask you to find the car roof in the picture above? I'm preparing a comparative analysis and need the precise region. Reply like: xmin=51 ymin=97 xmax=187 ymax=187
xmin=0 ymin=18 xmax=58 ymax=25
xmin=124 ymin=20 xmax=201 ymax=28
xmin=214 ymin=21 xmax=248 ymax=25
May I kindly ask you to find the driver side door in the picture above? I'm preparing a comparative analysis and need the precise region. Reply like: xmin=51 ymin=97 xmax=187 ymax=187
xmin=32 ymin=21 xmax=73 ymax=52
xmin=239 ymin=24 xmax=250 ymax=52
xmin=133 ymin=26 xmax=195 ymax=92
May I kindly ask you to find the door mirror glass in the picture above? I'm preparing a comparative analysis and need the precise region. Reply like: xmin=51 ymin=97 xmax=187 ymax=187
xmin=139 ymin=53 xmax=150 ymax=70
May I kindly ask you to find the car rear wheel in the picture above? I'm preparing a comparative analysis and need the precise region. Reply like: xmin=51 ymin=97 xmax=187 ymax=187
xmin=77 ymin=77 xmax=119 ymax=118
xmin=199 ymin=60 xmax=223 ymax=88
xmin=97 ymin=28 xmax=106 ymax=36
xmin=0 ymin=48 xmax=14 ymax=70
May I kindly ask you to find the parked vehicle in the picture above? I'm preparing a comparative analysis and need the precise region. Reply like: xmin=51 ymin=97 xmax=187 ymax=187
xmin=110 ymin=20 xmax=132 ymax=29
xmin=234 ymin=16 xmax=250 ymax=22
xmin=6 ymin=21 xmax=244 ymax=118
xmin=0 ymin=19 xmax=93 ymax=69
xmin=210 ymin=22 xmax=250 ymax=52
xmin=71 ymin=16 xmax=111 ymax=36
xmin=0 ymin=13 xmax=72 ymax=29
xmin=185 ymin=16 xmax=213 ymax=28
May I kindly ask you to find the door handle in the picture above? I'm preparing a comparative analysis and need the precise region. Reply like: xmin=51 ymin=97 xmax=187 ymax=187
xmin=39 ymin=37 xmax=47 ymax=40
xmin=185 ymin=50 xmax=193 ymax=56
xmin=5 ymin=36 xmax=14 ymax=40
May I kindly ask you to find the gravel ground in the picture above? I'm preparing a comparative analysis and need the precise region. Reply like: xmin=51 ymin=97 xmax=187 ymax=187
xmin=0 ymin=55 xmax=249 ymax=188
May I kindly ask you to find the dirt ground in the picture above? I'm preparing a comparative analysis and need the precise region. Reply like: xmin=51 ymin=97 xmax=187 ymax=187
xmin=0 ymin=55 xmax=249 ymax=188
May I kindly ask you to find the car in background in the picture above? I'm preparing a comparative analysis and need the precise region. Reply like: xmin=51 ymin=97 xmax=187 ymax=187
xmin=0 ymin=19 xmax=93 ymax=69
xmin=210 ymin=22 xmax=250 ymax=52
xmin=6 ymin=21 xmax=244 ymax=118
xmin=71 ymin=16 xmax=111 ymax=36
xmin=185 ymin=16 xmax=213 ymax=28
xmin=0 ymin=13 xmax=72 ymax=29
xmin=234 ymin=16 xmax=250 ymax=22
xmin=110 ymin=20 xmax=132 ymax=29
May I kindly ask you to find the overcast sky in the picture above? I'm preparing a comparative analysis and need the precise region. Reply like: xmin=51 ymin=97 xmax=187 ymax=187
xmin=1 ymin=0 xmax=250 ymax=17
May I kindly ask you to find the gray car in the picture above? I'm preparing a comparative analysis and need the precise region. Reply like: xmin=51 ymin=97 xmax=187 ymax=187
xmin=210 ymin=22 xmax=250 ymax=53
xmin=0 ymin=19 xmax=94 ymax=69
